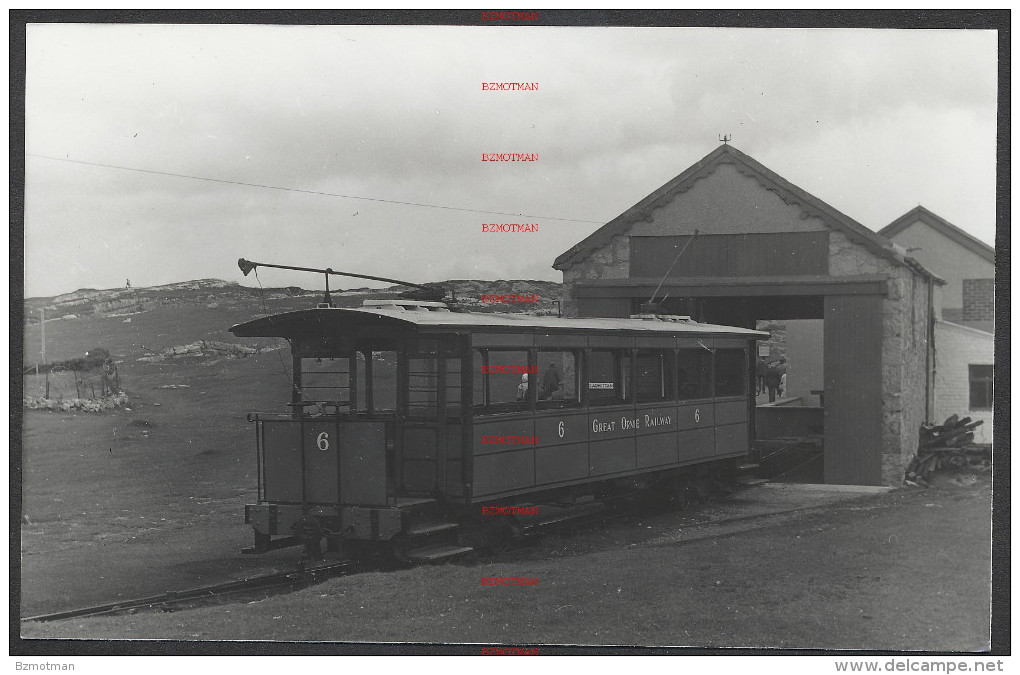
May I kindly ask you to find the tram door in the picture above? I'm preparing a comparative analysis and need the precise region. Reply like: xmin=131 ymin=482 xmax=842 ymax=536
xmin=398 ymin=354 xmax=457 ymax=496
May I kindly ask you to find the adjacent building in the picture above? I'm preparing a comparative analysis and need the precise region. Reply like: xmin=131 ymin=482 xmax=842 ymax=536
xmin=880 ymin=206 xmax=995 ymax=443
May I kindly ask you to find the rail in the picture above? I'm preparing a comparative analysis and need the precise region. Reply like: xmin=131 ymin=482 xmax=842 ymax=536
xmin=22 ymin=560 xmax=358 ymax=624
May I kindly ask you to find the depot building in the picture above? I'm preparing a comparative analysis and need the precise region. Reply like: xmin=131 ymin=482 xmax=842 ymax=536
xmin=553 ymin=144 xmax=991 ymax=486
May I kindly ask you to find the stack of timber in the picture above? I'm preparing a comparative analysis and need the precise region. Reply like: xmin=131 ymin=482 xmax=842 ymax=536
xmin=905 ymin=415 xmax=990 ymax=486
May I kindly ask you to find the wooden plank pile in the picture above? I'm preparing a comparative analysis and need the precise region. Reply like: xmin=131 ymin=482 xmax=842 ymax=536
xmin=905 ymin=414 xmax=990 ymax=486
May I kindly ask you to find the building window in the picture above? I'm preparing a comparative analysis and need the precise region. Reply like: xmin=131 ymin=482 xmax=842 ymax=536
xmin=968 ymin=365 xmax=993 ymax=411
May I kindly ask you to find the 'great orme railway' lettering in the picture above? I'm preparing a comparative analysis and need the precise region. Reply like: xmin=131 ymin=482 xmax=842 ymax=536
xmin=482 ymin=153 xmax=538 ymax=162
xmin=482 ymin=82 xmax=539 ymax=90
xmin=482 ymin=223 xmax=538 ymax=232
xmin=481 ymin=577 xmax=539 ymax=586
xmin=591 ymin=414 xmax=674 ymax=433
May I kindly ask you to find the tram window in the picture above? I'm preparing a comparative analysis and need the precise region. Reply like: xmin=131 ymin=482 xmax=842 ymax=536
xmin=714 ymin=348 xmax=747 ymax=397
xmin=588 ymin=350 xmax=629 ymax=405
xmin=636 ymin=350 xmax=673 ymax=402
xmin=372 ymin=351 xmax=398 ymax=412
xmin=445 ymin=358 xmax=462 ymax=416
xmin=474 ymin=350 xmax=530 ymax=412
xmin=356 ymin=352 xmax=367 ymax=413
xmin=536 ymin=351 xmax=579 ymax=407
xmin=300 ymin=357 xmax=351 ymax=406
xmin=407 ymin=358 xmax=438 ymax=419
xmin=677 ymin=348 xmax=712 ymax=401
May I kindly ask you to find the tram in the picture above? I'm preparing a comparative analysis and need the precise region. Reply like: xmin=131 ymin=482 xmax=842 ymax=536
xmin=230 ymin=261 xmax=767 ymax=561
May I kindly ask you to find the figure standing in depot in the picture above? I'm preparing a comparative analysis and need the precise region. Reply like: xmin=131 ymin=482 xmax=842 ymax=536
xmin=765 ymin=357 xmax=788 ymax=403
xmin=540 ymin=362 xmax=563 ymax=400
xmin=755 ymin=355 xmax=767 ymax=395
xmin=516 ymin=373 xmax=529 ymax=401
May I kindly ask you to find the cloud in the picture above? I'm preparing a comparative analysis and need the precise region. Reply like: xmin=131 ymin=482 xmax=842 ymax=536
xmin=22 ymin=24 xmax=998 ymax=297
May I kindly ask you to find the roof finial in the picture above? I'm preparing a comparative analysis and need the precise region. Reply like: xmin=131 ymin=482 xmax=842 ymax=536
xmin=719 ymin=134 xmax=731 ymax=145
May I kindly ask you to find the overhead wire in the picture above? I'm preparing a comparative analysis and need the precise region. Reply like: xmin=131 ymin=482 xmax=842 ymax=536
xmin=26 ymin=153 xmax=605 ymax=225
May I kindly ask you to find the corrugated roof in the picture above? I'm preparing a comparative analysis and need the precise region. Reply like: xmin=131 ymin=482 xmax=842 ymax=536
xmin=552 ymin=144 xmax=944 ymax=284
xmin=230 ymin=306 xmax=769 ymax=339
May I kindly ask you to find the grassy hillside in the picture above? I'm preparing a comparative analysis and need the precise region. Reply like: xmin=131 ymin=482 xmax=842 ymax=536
xmin=22 ymin=278 xmax=563 ymax=367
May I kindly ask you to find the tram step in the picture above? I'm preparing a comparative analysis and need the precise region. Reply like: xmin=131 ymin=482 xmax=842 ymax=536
xmin=408 ymin=521 xmax=459 ymax=537
xmin=736 ymin=462 xmax=760 ymax=473
xmin=408 ymin=544 xmax=475 ymax=563
xmin=735 ymin=477 xmax=769 ymax=487
xmin=394 ymin=497 xmax=438 ymax=509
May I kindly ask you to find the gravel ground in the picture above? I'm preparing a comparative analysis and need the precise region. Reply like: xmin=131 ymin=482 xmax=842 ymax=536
xmin=22 ymin=471 xmax=991 ymax=651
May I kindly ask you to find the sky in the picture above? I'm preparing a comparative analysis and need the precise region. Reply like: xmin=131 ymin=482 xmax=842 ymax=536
xmin=22 ymin=22 xmax=998 ymax=298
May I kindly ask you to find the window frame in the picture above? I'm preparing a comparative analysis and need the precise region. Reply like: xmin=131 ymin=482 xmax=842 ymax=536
xmin=676 ymin=346 xmax=714 ymax=402
xmin=472 ymin=348 xmax=533 ymax=415
xmin=713 ymin=347 xmax=748 ymax=399
xmin=535 ymin=349 xmax=583 ymax=409
xmin=968 ymin=364 xmax=993 ymax=411
xmin=586 ymin=348 xmax=632 ymax=407
xmin=635 ymin=349 xmax=675 ymax=403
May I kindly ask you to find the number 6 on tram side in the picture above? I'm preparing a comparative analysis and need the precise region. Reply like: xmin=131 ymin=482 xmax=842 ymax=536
xmin=230 ymin=300 xmax=767 ymax=561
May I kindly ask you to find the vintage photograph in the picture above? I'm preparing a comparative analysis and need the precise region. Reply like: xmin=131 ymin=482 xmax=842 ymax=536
xmin=16 ymin=14 xmax=1001 ymax=657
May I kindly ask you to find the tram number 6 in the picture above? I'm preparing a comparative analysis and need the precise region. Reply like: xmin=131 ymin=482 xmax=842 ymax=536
xmin=694 ymin=409 xmax=700 ymax=423
xmin=316 ymin=431 xmax=330 ymax=451
xmin=557 ymin=421 xmax=565 ymax=438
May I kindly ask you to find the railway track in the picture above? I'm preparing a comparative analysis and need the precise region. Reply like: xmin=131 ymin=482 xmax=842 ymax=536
xmin=21 ymin=559 xmax=358 ymax=624
xmin=23 ymin=479 xmax=769 ymax=625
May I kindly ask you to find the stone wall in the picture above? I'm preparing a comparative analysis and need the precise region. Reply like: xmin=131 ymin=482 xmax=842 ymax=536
xmin=829 ymin=230 xmax=933 ymax=485
xmin=560 ymin=235 xmax=630 ymax=317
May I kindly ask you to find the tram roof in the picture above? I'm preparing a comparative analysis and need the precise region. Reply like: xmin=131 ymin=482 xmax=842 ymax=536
xmin=230 ymin=306 xmax=769 ymax=339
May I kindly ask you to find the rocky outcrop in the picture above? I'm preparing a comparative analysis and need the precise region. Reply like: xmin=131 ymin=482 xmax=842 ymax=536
xmin=24 ymin=391 xmax=130 ymax=413
xmin=137 ymin=340 xmax=282 ymax=362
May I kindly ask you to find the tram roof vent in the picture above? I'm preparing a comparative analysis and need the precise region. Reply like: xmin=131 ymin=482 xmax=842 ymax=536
xmin=629 ymin=313 xmax=693 ymax=323
xmin=363 ymin=299 xmax=453 ymax=312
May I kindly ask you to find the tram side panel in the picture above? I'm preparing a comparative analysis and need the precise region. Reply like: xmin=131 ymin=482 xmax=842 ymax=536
xmin=534 ymin=411 xmax=589 ymax=485
xmin=466 ymin=344 xmax=754 ymax=502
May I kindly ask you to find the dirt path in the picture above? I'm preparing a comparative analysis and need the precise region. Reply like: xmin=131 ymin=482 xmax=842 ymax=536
xmin=23 ymin=473 xmax=990 ymax=651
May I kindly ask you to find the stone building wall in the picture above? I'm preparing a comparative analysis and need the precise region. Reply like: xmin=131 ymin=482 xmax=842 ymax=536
xmin=828 ymin=230 xmax=933 ymax=485
xmin=560 ymin=235 xmax=630 ymax=317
